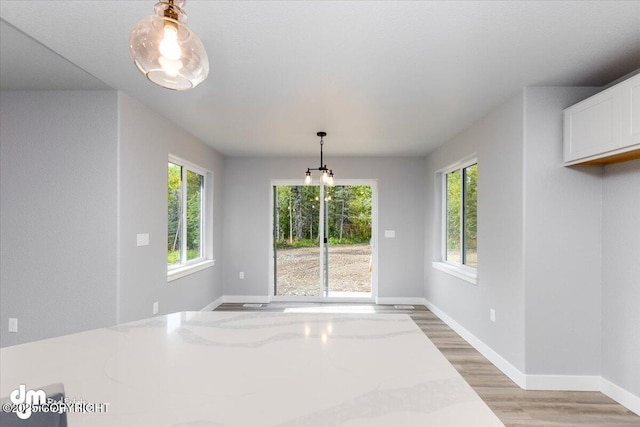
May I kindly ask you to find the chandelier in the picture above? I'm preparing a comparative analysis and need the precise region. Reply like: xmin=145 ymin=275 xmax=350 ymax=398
xmin=304 ymin=132 xmax=335 ymax=186
xmin=129 ymin=0 xmax=209 ymax=90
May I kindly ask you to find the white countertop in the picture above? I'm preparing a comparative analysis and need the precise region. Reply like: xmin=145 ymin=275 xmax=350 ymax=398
xmin=1 ymin=311 xmax=503 ymax=426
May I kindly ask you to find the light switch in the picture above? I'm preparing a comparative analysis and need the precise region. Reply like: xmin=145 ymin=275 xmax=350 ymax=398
xmin=384 ymin=230 xmax=396 ymax=238
xmin=137 ymin=233 xmax=150 ymax=246
xmin=8 ymin=318 xmax=18 ymax=333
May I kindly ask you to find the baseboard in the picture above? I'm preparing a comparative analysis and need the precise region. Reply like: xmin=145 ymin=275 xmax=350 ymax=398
xmin=222 ymin=295 xmax=425 ymax=305
xmin=423 ymin=298 xmax=640 ymax=415
xmin=601 ymin=377 xmax=640 ymax=416
xmin=221 ymin=295 xmax=426 ymax=306
xmin=423 ymin=298 xmax=527 ymax=388
xmin=376 ymin=297 xmax=428 ymax=306
xmin=201 ymin=296 xmax=223 ymax=312
xmin=222 ymin=295 xmax=271 ymax=304
xmin=525 ymin=375 xmax=600 ymax=391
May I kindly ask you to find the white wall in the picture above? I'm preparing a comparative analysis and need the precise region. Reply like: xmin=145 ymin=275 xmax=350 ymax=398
xmin=0 ymin=90 xmax=118 ymax=347
xmin=424 ymin=92 xmax=526 ymax=371
xmin=223 ymin=156 xmax=425 ymax=300
xmin=117 ymin=93 xmax=224 ymax=323
xmin=601 ymin=159 xmax=640 ymax=397
xmin=0 ymin=90 xmax=224 ymax=347
xmin=425 ymin=86 xmax=640 ymax=412
xmin=523 ymin=87 xmax=602 ymax=376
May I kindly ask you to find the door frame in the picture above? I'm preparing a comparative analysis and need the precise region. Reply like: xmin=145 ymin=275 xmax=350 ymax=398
xmin=268 ymin=179 xmax=378 ymax=302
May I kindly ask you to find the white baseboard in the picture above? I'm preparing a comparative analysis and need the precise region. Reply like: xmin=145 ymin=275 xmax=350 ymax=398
xmin=601 ymin=377 xmax=640 ymax=416
xmin=201 ymin=296 xmax=223 ymax=312
xmin=221 ymin=295 xmax=425 ymax=306
xmin=525 ymin=375 xmax=600 ymax=391
xmin=376 ymin=297 xmax=428 ymax=306
xmin=223 ymin=295 xmax=271 ymax=304
xmin=423 ymin=298 xmax=640 ymax=416
xmin=423 ymin=298 xmax=527 ymax=388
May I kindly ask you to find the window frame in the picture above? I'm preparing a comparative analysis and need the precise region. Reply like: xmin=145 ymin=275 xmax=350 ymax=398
xmin=433 ymin=156 xmax=478 ymax=284
xmin=167 ymin=155 xmax=213 ymax=281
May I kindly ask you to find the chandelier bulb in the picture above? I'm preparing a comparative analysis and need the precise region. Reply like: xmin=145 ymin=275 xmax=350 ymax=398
xmin=159 ymin=23 xmax=181 ymax=60
xmin=303 ymin=132 xmax=335 ymax=186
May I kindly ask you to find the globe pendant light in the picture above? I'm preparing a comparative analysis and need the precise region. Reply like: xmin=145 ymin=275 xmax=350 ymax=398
xmin=129 ymin=0 xmax=209 ymax=90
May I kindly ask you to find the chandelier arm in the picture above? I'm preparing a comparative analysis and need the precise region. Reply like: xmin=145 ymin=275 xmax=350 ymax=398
xmin=303 ymin=131 xmax=334 ymax=185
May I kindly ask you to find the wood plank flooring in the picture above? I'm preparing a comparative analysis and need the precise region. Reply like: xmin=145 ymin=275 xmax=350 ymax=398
xmin=215 ymin=302 xmax=640 ymax=426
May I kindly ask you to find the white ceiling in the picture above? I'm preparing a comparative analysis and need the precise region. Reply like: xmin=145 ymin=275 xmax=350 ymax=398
xmin=0 ymin=21 xmax=111 ymax=90
xmin=1 ymin=1 xmax=639 ymax=157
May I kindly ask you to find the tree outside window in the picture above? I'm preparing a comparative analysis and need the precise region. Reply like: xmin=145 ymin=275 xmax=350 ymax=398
xmin=168 ymin=159 xmax=205 ymax=268
xmin=445 ymin=163 xmax=477 ymax=268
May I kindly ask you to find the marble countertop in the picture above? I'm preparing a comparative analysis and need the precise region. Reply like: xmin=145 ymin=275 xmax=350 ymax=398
xmin=1 ymin=311 xmax=503 ymax=426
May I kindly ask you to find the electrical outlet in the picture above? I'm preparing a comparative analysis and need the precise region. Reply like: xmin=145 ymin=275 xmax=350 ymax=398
xmin=490 ymin=308 xmax=496 ymax=323
xmin=137 ymin=233 xmax=150 ymax=246
xmin=384 ymin=230 xmax=396 ymax=238
xmin=239 ymin=272 xmax=245 ymax=279
xmin=8 ymin=318 xmax=18 ymax=333
xmin=153 ymin=302 xmax=159 ymax=315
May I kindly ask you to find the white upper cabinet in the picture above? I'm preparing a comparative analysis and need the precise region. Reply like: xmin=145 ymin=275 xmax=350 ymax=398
xmin=621 ymin=74 xmax=640 ymax=148
xmin=564 ymin=73 xmax=640 ymax=165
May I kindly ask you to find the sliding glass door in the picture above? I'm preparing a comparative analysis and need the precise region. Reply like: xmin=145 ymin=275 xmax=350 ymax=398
xmin=273 ymin=185 xmax=321 ymax=296
xmin=324 ymin=185 xmax=372 ymax=297
xmin=273 ymin=184 xmax=373 ymax=298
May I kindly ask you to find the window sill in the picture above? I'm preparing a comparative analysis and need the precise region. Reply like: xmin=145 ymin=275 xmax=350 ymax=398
xmin=168 ymin=260 xmax=215 ymax=282
xmin=432 ymin=261 xmax=477 ymax=285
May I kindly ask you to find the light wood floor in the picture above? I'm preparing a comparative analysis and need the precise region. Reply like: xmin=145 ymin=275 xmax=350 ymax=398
xmin=215 ymin=302 xmax=640 ymax=427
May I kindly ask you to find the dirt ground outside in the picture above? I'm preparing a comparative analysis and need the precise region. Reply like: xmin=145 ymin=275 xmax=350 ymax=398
xmin=275 ymin=243 xmax=372 ymax=296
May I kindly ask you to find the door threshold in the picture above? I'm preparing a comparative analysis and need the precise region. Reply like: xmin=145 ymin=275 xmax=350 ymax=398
xmin=270 ymin=295 xmax=374 ymax=303
xmin=283 ymin=304 xmax=378 ymax=314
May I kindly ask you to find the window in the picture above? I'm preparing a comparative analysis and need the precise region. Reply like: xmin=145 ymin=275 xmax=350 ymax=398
xmin=432 ymin=158 xmax=477 ymax=284
xmin=444 ymin=161 xmax=477 ymax=268
xmin=167 ymin=156 xmax=210 ymax=275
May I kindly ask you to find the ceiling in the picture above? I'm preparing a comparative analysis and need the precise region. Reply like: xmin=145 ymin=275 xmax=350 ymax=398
xmin=1 ymin=1 xmax=639 ymax=157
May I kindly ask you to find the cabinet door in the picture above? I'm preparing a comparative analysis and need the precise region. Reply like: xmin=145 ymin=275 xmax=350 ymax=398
xmin=621 ymin=73 xmax=640 ymax=149
xmin=564 ymin=86 xmax=622 ymax=163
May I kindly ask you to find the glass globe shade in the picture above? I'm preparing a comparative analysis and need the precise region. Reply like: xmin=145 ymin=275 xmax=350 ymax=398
xmin=129 ymin=11 xmax=209 ymax=90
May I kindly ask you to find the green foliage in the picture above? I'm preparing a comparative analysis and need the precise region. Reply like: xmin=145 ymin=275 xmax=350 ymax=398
xmin=464 ymin=164 xmax=477 ymax=260
xmin=168 ymin=249 xmax=201 ymax=264
xmin=167 ymin=249 xmax=180 ymax=265
xmin=446 ymin=164 xmax=477 ymax=265
xmin=186 ymin=170 xmax=202 ymax=255
xmin=275 ymin=236 xmax=370 ymax=250
xmin=275 ymin=238 xmax=320 ymax=249
xmin=167 ymin=162 xmax=203 ymax=263
xmin=446 ymin=170 xmax=461 ymax=252
xmin=274 ymin=184 xmax=372 ymax=247
xmin=168 ymin=162 xmax=182 ymax=252
xmin=328 ymin=236 xmax=369 ymax=245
